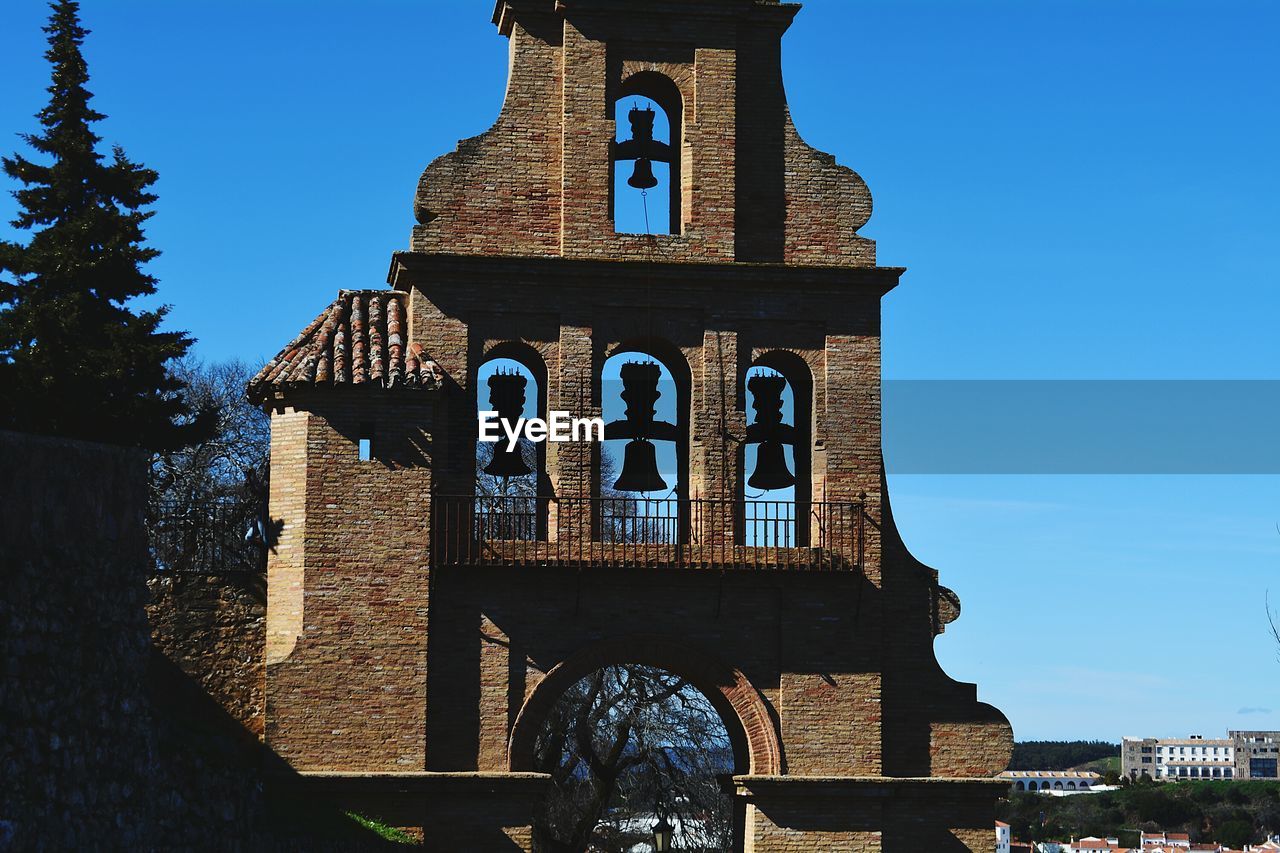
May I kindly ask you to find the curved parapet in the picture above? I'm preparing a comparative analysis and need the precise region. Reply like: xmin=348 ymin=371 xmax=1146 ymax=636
xmin=408 ymin=0 xmax=881 ymax=267
xmin=411 ymin=14 xmax=564 ymax=258
xmin=879 ymin=467 xmax=1015 ymax=778
xmin=782 ymin=110 xmax=877 ymax=266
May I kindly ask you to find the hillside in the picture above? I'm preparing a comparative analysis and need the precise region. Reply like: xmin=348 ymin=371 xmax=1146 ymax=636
xmin=997 ymin=780 xmax=1280 ymax=849
xmin=1009 ymin=741 xmax=1120 ymax=771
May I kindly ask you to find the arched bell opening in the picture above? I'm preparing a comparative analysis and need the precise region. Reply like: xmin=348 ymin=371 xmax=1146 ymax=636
xmin=599 ymin=341 xmax=691 ymax=545
xmin=612 ymin=71 xmax=683 ymax=236
xmin=742 ymin=352 xmax=812 ymax=548
xmin=475 ymin=345 xmax=549 ymax=542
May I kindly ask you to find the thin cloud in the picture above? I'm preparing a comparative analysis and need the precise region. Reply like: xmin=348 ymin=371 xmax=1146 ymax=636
xmin=1237 ymin=706 xmax=1272 ymax=715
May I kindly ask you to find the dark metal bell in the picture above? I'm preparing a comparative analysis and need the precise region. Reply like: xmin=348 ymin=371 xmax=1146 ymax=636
xmin=748 ymin=441 xmax=794 ymax=491
xmin=628 ymin=158 xmax=658 ymax=190
xmin=484 ymin=442 xmax=532 ymax=478
xmin=483 ymin=372 xmax=532 ymax=478
xmin=613 ymin=439 xmax=667 ymax=493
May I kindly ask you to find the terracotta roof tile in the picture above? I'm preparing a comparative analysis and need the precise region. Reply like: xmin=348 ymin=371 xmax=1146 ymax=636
xmin=250 ymin=290 xmax=441 ymax=402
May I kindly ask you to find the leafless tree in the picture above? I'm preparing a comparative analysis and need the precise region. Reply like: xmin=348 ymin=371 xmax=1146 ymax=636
xmin=1268 ymin=592 xmax=1280 ymax=663
xmin=148 ymin=357 xmax=270 ymax=571
xmin=151 ymin=357 xmax=269 ymax=503
xmin=533 ymin=664 xmax=734 ymax=853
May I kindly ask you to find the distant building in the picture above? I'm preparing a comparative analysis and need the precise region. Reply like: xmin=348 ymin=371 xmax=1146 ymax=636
xmin=1000 ymin=770 xmax=1103 ymax=793
xmin=1121 ymin=731 xmax=1280 ymax=781
xmin=1067 ymin=837 xmax=1123 ymax=851
xmin=997 ymin=821 xmax=1011 ymax=853
xmin=1139 ymin=831 xmax=1190 ymax=848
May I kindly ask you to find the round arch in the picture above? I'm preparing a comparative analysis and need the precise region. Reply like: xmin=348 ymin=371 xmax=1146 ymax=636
xmin=477 ymin=341 xmax=551 ymax=498
xmin=507 ymin=635 xmax=783 ymax=776
xmin=747 ymin=349 xmax=815 ymax=531
xmin=480 ymin=340 xmax=550 ymax=415
xmin=602 ymin=337 xmax=693 ymax=503
xmin=616 ymin=71 xmax=684 ymax=235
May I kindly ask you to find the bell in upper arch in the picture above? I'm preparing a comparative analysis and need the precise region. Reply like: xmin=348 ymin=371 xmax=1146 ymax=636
xmin=613 ymin=439 xmax=668 ymax=493
xmin=748 ymin=441 xmax=795 ymax=491
xmin=628 ymin=158 xmax=658 ymax=191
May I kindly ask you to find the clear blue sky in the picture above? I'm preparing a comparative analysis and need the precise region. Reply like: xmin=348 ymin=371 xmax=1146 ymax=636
xmin=3 ymin=0 xmax=1279 ymax=742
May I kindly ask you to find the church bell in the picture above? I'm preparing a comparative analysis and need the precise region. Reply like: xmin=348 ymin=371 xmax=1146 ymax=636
xmin=483 ymin=370 xmax=532 ymax=478
xmin=614 ymin=104 xmax=672 ymax=197
xmin=614 ymin=439 xmax=668 ymax=493
xmin=748 ymin=441 xmax=794 ymax=491
xmin=627 ymin=158 xmax=658 ymax=190
xmin=746 ymin=372 xmax=795 ymax=491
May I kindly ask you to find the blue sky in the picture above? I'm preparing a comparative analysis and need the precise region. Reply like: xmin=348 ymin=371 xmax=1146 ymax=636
xmin=3 ymin=0 xmax=1279 ymax=741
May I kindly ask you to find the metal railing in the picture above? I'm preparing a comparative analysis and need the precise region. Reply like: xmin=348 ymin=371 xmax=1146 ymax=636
xmin=149 ymin=498 xmax=266 ymax=574
xmin=432 ymin=495 xmax=865 ymax=571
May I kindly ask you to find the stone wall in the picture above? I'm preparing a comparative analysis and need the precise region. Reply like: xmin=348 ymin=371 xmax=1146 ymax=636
xmin=1 ymin=430 xmax=157 ymax=850
xmin=0 ymin=430 xmax=415 ymax=851
xmin=147 ymin=572 xmax=266 ymax=737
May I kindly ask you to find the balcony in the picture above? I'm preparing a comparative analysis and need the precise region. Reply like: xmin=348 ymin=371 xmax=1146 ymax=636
xmin=431 ymin=495 xmax=865 ymax=571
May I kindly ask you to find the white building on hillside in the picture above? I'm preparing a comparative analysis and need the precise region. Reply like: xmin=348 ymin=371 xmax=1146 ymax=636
xmin=1000 ymin=770 xmax=1103 ymax=793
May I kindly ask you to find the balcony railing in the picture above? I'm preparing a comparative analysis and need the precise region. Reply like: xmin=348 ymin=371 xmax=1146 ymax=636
xmin=432 ymin=495 xmax=865 ymax=571
xmin=149 ymin=498 xmax=266 ymax=574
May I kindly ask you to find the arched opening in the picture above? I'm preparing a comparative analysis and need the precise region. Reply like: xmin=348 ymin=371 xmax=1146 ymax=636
xmin=510 ymin=637 xmax=780 ymax=853
xmin=612 ymin=72 xmax=683 ymax=236
xmin=1053 ymin=781 xmax=1063 ymax=790
xmin=1067 ymin=781 xmax=1077 ymax=790
xmin=475 ymin=345 xmax=548 ymax=540
xmin=742 ymin=352 xmax=812 ymax=548
xmin=530 ymin=664 xmax=735 ymax=852
xmin=1026 ymin=781 xmax=1037 ymax=792
xmin=599 ymin=342 xmax=690 ymax=544
xmin=1015 ymin=781 xmax=1025 ymax=791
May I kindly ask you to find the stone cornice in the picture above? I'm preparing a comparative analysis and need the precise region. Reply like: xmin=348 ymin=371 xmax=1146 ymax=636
xmin=388 ymin=251 xmax=904 ymax=297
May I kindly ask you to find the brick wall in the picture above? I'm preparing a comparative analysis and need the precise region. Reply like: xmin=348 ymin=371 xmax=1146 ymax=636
xmin=265 ymin=391 xmax=436 ymax=772
xmin=260 ymin=1 xmax=1014 ymax=848
xmin=147 ymin=572 xmax=266 ymax=736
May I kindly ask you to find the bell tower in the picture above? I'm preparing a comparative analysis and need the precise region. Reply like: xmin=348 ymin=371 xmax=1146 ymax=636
xmin=252 ymin=1 xmax=1013 ymax=850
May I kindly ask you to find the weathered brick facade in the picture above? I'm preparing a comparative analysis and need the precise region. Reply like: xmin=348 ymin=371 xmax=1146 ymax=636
xmin=251 ymin=1 xmax=1012 ymax=849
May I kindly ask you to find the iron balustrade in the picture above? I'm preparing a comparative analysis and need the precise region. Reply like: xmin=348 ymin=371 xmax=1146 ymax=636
xmin=149 ymin=499 xmax=266 ymax=574
xmin=432 ymin=495 xmax=865 ymax=571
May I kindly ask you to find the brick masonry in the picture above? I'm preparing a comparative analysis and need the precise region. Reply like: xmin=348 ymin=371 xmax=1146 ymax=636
xmin=258 ymin=1 xmax=1013 ymax=849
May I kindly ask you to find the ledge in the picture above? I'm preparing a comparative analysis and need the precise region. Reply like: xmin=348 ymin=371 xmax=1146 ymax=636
xmin=733 ymin=775 xmax=1010 ymax=798
xmin=388 ymin=251 xmax=904 ymax=297
xmin=277 ymin=771 xmax=552 ymax=796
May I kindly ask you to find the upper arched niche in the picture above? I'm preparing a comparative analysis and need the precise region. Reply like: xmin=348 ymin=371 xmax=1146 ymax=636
xmin=410 ymin=0 xmax=878 ymax=267
xmin=612 ymin=71 xmax=684 ymax=236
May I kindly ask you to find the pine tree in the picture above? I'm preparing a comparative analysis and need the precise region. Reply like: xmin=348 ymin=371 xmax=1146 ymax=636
xmin=0 ymin=0 xmax=209 ymax=451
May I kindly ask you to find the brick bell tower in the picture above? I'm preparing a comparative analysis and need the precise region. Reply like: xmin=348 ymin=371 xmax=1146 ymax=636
xmin=250 ymin=0 xmax=1013 ymax=850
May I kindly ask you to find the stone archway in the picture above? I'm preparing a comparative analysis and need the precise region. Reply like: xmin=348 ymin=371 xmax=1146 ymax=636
xmin=507 ymin=634 xmax=783 ymax=776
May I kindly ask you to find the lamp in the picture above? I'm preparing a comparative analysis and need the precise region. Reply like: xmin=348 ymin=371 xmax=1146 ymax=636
xmin=651 ymin=813 xmax=673 ymax=852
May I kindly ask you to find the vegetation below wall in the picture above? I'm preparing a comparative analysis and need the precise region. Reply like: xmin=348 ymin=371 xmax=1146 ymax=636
xmin=1009 ymin=741 xmax=1120 ymax=771
xmin=997 ymin=780 xmax=1280 ymax=849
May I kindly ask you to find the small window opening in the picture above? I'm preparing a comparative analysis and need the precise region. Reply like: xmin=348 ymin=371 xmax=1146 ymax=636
xmin=358 ymin=425 xmax=374 ymax=462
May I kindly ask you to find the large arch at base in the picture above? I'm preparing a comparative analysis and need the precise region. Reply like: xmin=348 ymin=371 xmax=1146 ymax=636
xmin=507 ymin=635 xmax=784 ymax=776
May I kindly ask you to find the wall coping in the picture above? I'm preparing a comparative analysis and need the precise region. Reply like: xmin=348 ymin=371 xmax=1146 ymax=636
xmin=279 ymin=771 xmax=552 ymax=796
xmin=389 ymin=251 xmax=904 ymax=296
xmin=734 ymin=775 xmax=1010 ymax=798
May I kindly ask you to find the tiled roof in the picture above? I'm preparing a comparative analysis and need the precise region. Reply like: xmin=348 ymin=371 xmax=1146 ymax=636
xmin=1000 ymin=770 xmax=1102 ymax=779
xmin=250 ymin=290 xmax=441 ymax=402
